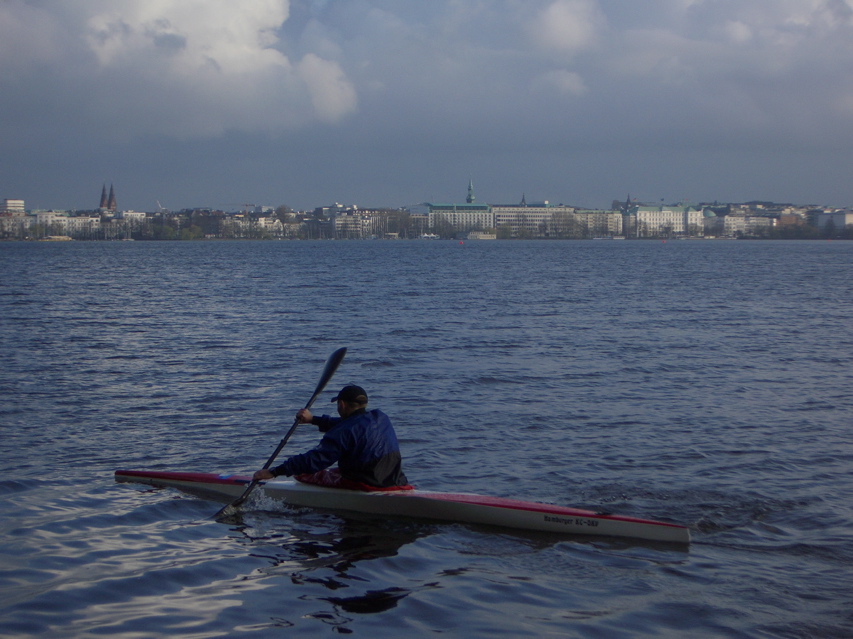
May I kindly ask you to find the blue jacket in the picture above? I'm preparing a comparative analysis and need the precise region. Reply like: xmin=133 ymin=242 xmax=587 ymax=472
xmin=270 ymin=408 xmax=408 ymax=487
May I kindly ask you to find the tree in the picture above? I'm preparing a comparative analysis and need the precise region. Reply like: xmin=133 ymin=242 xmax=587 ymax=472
xmin=274 ymin=205 xmax=293 ymax=222
xmin=431 ymin=216 xmax=456 ymax=238
xmin=496 ymin=224 xmax=513 ymax=239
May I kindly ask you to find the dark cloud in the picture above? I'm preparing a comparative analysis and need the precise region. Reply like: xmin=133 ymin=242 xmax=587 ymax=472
xmin=1 ymin=0 xmax=852 ymax=211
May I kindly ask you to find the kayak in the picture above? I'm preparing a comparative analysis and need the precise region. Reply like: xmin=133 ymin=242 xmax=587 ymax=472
xmin=116 ymin=470 xmax=690 ymax=543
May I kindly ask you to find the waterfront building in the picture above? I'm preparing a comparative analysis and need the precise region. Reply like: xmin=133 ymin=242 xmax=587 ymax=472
xmin=316 ymin=204 xmax=388 ymax=238
xmin=333 ymin=209 xmax=368 ymax=239
xmin=463 ymin=231 xmax=497 ymax=240
xmin=493 ymin=198 xmax=569 ymax=237
xmin=703 ymin=210 xmax=722 ymax=236
xmin=256 ymin=215 xmax=284 ymax=235
xmin=423 ymin=181 xmax=494 ymax=236
xmin=724 ymin=215 xmax=775 ymax=237
xmin=0 ymin=214 xmax=29 ymax=239
xmin=631 ymin=205 xmax=704 ymax=237
xmin=63 ymin=215 xmax=102 ymax=236
xmin=815 ymin=210 xmax=853 ymax=231
xmin=34 ymin=210 xmax=63 ymax=228
xmin=427 ymin=202 xmax=493 ymax=234
xmin=30 ymin=211 xmax=101 ymax=238
xmin=571 ymin=209 xmax=623 ymax=237
xmin=221 ymin=213 xmax=285 ymax=238
xmin=408 ymin=213 xmax=429 ymax=237
xmin=777 ymin=214 xmax=806 ymax=229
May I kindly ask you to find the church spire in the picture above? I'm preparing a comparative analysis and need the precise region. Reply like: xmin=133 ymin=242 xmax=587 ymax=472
xmin=107 ymin=184 xmax=117 ymax=212
xmin=100 ymin=183 xmax=108 ymax=209
xmin=466 ymin=179 xmax=475 ymax=204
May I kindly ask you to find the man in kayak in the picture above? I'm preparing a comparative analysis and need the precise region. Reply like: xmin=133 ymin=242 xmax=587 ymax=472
xmin=252 ymin=384 xmax=410 ymax=489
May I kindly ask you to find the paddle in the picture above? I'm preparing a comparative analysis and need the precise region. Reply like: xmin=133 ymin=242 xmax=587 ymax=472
xmin=213 ymin=346 xmax=347 ymax=519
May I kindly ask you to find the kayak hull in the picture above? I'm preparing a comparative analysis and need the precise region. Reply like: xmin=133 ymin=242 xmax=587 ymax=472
xmin=115 ymin=470 xmax=690 ymax=544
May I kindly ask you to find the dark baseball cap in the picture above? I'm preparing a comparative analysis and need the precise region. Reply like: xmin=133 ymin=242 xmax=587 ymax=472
xmin=331 ymin=385 xmax=368 ymax=404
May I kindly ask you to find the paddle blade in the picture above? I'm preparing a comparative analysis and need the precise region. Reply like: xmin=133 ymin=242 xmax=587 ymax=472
xmin=212 ymin=480 xmax=258 ymax=519
xmin=305 ymin=347 xmax=347 ymax=409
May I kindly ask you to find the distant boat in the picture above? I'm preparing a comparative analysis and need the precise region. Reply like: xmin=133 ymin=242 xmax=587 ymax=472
xmin=419 ymin=233 xmax=440 ymax=240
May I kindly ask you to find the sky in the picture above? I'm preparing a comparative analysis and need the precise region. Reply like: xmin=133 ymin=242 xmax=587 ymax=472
xmin=2 ymin=0 xmax=853 ymax=212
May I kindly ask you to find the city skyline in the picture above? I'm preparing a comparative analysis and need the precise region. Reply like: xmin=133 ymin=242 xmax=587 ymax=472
xmin=2 ymin=2 xmax=853 ymax=213
xmin=4 ymin=182 xmax=844 ymax=216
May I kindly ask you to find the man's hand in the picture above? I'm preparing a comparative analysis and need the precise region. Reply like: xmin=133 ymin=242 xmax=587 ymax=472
xmin=253 ymin=469 xmax=274 ymax=481
xmin=296 ymin=408 xmax=313 ymax=423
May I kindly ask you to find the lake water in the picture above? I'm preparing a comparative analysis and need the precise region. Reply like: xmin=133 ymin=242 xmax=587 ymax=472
xmin=1 ymin=239 xmax=851 ymax=637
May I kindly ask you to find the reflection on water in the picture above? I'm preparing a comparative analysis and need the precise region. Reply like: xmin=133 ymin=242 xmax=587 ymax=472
xmin=323 ymin=587 xmax=413 ymax=614
xmin=229 ymin=507 xmax=434 ymax=620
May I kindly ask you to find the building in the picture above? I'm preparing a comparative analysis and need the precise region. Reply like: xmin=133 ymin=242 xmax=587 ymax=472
xmin=631 ymin=205 xmax=704 ymax=237
xmin=463 ymin=231 xmax=497 ymax=240
xmin=777 ymin=214 xmax=806 ymax=229
xmin=116 ymin=210 xmax=147 ymax=222
xmin=419 ymin=181 xmax=490 ymax=236
xmin=332 ymin=209 xmax=369 ymax=238
xmin=99 ymin=184 xmax=117 ymax=212
xmin=815 ymin=210 xmax=853 ymax=232
xmin=314 ymin=204 xmax=395 ymax=239
xmin=571 ymin=209 xmax=623 ymax=237
xmin=703 ymin=210 xmax=722 ymax=236
xmin=0 ymin=214 xmax=29 ymax=238
xmin=1 ymin=199 xmax=25 ymax=214
xmin=723 ymin=215 xmax=775 ymax=237
xmin=428 ymin=202 xmax=494 ymax=234
xmin=29 ymin=211 xmax=101 ymax=238
xmin=493 ymin=197 xmax=570 ymax=237
xmin=421 ymin=183 xmax=491 ymax=235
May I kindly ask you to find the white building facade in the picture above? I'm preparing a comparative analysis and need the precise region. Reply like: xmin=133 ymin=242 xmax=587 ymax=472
xmin=723 ymin=215 xmax=775 ymax=237
xmin=428 ymin=203 xmax=494 ymax=233
xmin=634 ymin=206 xmax=704 ymax=237
xmin=1 ymin=199 xmax=25 ymax=214
xmin=815 ymin=210 xmax=853 ymax=231
xmin=493 ymin=203 xmax=568 ymax=237
xmin=572 ymin=210 xmax=623 ymax=237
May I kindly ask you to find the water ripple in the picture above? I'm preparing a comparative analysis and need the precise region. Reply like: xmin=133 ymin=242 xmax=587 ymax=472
xmin=1 ymin=240 xmax=852 ymax=637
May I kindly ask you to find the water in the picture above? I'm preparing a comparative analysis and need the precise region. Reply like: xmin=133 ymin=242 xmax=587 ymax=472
xmin=1 ymin=239 xmax=851 ymax=637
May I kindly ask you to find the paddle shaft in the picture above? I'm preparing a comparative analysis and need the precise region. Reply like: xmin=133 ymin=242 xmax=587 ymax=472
xmin=214 ymin=347 xmax=347 ymax=516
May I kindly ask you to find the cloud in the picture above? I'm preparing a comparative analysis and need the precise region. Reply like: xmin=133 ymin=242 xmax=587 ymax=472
xmin=530 ymin=0 xmax=606 ymax=54
xmin=2 ymin=0 xmax=853 ymax=210
xmin=0 ymin=0 xmax=358 ymax=143
xmin=722 ymin=21 xmax=753 ymax=43
xmin=296 ymin=54 xmax=358 ymax=122
xmin=532 ymin=69 xmax=588 ymax=97
xmin=84 ymin=0 xmax=290 ymax=74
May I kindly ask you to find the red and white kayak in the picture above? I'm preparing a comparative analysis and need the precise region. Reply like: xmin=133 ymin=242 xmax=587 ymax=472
xmin=115 ymin=470 xmax=690 ymax=544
